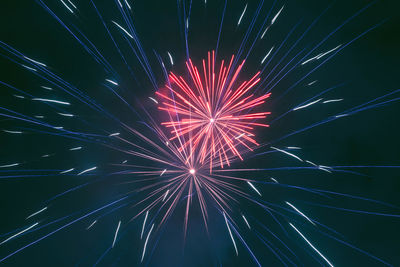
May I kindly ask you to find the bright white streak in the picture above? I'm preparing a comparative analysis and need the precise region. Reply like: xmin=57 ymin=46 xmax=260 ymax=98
xmin=293 ymin=98 xmax=322 ymax=111
xmin=302 ymin=45 xmax=342 ymax=65
xmin=58 ymin=113 xmax=74 ymax=117
xmin=77 ymin=167 xmax=97 ymax=176
xmin=289 ymin=223 xmax=334 ymax=267
xmin=261 ymin=47 xmax=274 ymax=64
xmin=323 ymin=99 xmax=343 ymax=104
xmin=86 ymin=220 xmax=97 ymax=230
xmin=261 ymin=25 xmax=270 ymax=39
xmin=235 ymin=133 xmax=245 ymax=139
xmin=60 ymin=0 xmax=74 ymax=13
xmin=66 ymin=0 xmax=77 ymax=9
xmin=307 ymin=80 xmax=317 ymax=86
xmin=60 ymin=168 xmax=74 ymax=174
xmin=53 ymin=127 xmax=63 ymax=130
xmin=32 ymin=98 xmax=70 ymax=105
xmin=26 ymin=207 xmax=47 ymax=219
xmin=111 ymin=21 xmax=134 ymax=39
xmin=3 ymin=130 xmax=22 ymax=134
xmin=167 ymin=52 xmax=174 ymax=65
xmin=116 ymin=0 xmax=123 ymax=8
xmin=124 ymin=0 xmax=131 ymax=10
xmin=237 ymin=4 xmax=248 ymax=26
xmin=41 ymin=86 xmax=53 ymax=90
xmin=223 ymin=212 xmax=238 ymax=255
xmin=122 ymin=160 xmax=128 ymax=164
xmin=162 ymin=190 xmax=169 ymax=202
xmin=160 ymin=169 xmax=167 ymax=176
xmin=319 ymin=167 xmax=332 ymax=173
xmin=0 ymin=223 xmax=39 ymax=245
xmin=247 ymin=181 xmax=262 ymax=196
xmin=14 ymin=95 xmax=25 ymax=99
xmin=242 ymin=214 xmax=251 ymax=229
xmin=335 ymin=114 xmax=348 ymax=118
xmin=271 ymin=146 xmax=303 ymax=162
xmin=270 ymin=177 xmax=279 ymax=183
xmin=109 ymin=132 xmax=120 ymax=137
xmin=112 ymin=221 xmax=121 ymax=248
xmin=306 ymin=160 xmax=317 ymax=167
xmin=286 ymin=202 xmax=315 ymax=226
xmin=287 ymin=146 xmax=301 ymax=150
xmin=105 ymin=79 xmax=118 ymax=86
xmin=22 ymin=65 xmax=37 ymax=71
xmin=24 ymin=56 xmax=46 ymax=67
xmin=141 ymin=223 xmax=154 ymax=262
xmin=271 ymin=6 xmax=284 ymax=24
xmin=69 ymin=147 xmax=82 ymax=151
xmin=41 ymin=154 xmax=50 ymax=158
xmin=0 ymin=163 xmax=20 ymax=168
xmin=34 ymin=115 xmax=44 ymax=119
xmin=140 ymin=211 xmax=149 ymax=239
xmin=149 ymin=97 xmax=158 ymax=104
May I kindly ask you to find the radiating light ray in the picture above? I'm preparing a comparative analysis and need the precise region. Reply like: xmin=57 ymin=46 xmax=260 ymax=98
xmin=286 ymin=201 xmax=316 ymax=226
xmin=247 ymin=181 xmax=262 ymax=196
xmin=289 ymin=223 xmax=334 ymax=267
xmin=111 ymin=221 xmax=121 ymax=248
xmin=26 ymin=207 xmax=47 ymax=220
xmin=60 ymin=0 xmax=74 ymax=13
xmin=141 ymin=223 xmax=154 ymax=262
xmin=0 ymin=223 xmax=39 ymax=246
xmin=111 ymin=21 xmax=134 ymax=39
xmin=242 ymin=214 xmax=251 ymax=229
xmin=23 ymin=56 xmax=46 ymax=67
xmin=223 ymin=212 xmax=238 ymax=256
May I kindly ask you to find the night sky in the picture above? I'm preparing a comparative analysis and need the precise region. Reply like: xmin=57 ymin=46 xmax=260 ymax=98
xmin=0 ymin=0 xmax=400 ymax=266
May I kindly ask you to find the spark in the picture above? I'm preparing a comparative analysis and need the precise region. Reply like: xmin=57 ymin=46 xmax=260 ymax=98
xmin=323 ymin=99 xmax=343 ymax=104
xmin=286 ymin=202 xmax=316 ymax=226
xmin=111 ymin=21 xmax=134 ymax=39
xmin=60 ymin=168 xmax=74 ymax=174
xmin=167 ymin=52 xmax=174 ymax=65
xmin=271 ymin=146 xmax=303 ymax=162
xmin=335 ymin=114 xmax=349 ymax=118
xmin=69 ymin=147 xmax=82 ymax=151
xmin=271 ymin=6 xmax=284 ymax=25
xmin=306 ymin=160 xmax=317 ymax=167
xmin=60 ymin=0 xmax=74 ymax=13
xmin=301 ymin=45 xmax=342 ymax=65
xmin=0 ymin=223 xmax=39 ymax=246
xmin=86 ymin=220 xmax=97 ymax=230
xmin=235 ymin=133 xmax=245 ymax=139
xmin=261 ymin=25 xmax=270 ymax=39
xmin=58 ymin=113 xmax=74 ymax=117
xmin=242 ymin=214 xmax=251 ymax=229
xmin=77 ymin=167 xmax=97 ymax=176
xmin=287 ymin=146 xmax=301 ymax=149
xmin=261 ymin=47 xmax=274 ymax=64
xmin=3 ymin=130 xmax=22 ymax=134
xmin=112 ymin=221 xmax=121 ymax=248
xmin=270 ymin=177 xmax=279 ymax=183
xmin=141 ymin=223 xmax=154 ymax=262
xmin=23 ymin=56 xmax=46 ymax=67
xmin=307 ymin=80 xmax=318 ymax=86
xmin=26 ymin=207 xmax=48 ymax=220
xmin=41 ymin=154 xmax=50 ymax=158
xmin=237 ymin=4 xmax=248 ymax=26
xmin=21 ymin=65 xmax=37 ymax=71
xmin=124 ymin=0 xmax=131 ymax=10
xmin=122 ymin=160 xmax=128 ymax=164
xmin=105 ymin=79 xmax=118 ymax=86
xmin=149 ymin=97 xmax=158 ymax=104
xmin=223 ymin=212 xmax=238 ymax=256
xmin=289 ymin=223 xmax=334 ymax=267
xmin=53 ymin=127 xmax=63 ymax=130
xmin=293 ymin=98 xmax=323 ymax=111
xmin=14 ymin=95 xmax=25 ymax=99
xmin=34 ymin=115 xmax=44 ymax=119
xmin=160 ymin=169 xmax=167 ymax=176
xmin=247 ymin=181 xmax=262 ymax=196
xmin=109 ymin=133 xmax=120 ymax=137
xmin=140 ymin=211 xmax=149 ymax=239
xmin=41 ymin=86 xmax=53 ymax=90
xmin=162 ymin=190 xmax=169 ymax=202
xmin=32 ymin=98 xmax=70 ymax=105
xmin=66 ymin=0 xmax=77 ymax=9
xmin=0 ymin=163 xmax=20 ymax=168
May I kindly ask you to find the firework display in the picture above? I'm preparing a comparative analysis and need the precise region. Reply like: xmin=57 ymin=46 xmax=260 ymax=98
xmin=0 ymin=0 xmax=399 ymax=266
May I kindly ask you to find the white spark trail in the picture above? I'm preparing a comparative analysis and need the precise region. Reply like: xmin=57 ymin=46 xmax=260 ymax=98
xmin=26 ymin=207 xmax=47 ymax=219
xmin=109 ymin=132 xmax=120 ymax=137
xmin=247 ymin=181 xmax=262 ymax=196
xmin=286 ymin=202 xmax=315 ymax=225
xmin=306 ymin=160 xmax=317 ymax=167
xmin=32 ymin=98 xmax=70 ymax=105
xmin=3 ymin=130 xmax=22 ymax=134
xmin=41 ymin=86 xmax=53 ymax=90
xmin=86 ymin=220 xmax=97 ymax=230
xmin=0 ymin=223 xmax=39 ymax=245
xmin=223 ymin=212 xmax=238 ymax=255
xmin=160 ymin=169 xmax=167 ymax=176
xmin=270 ymin=178 xmax=279 ymax=183
xmin=66 ymin=0 xmax=77 ymax=9
xmin=162 ymin=190 xmax=169 ymax=202
xmin=261 ymin=47 xmax=274 ymax=64
xmin=167 ymin=52 xmax=174 ymax=65
xmin=141 ymin=223 xmax=154 ymax=262
xmin=0 ymin=163 xmax=20 ymax=168
xmin=237 ymin=4 xmax=248 ymax=26
xmin=60 ymin=168 xmax=74 ymax=174
xmin=287 ymin=146 xmax=301 ymax=150
xmin=302 ymin=45 xmax=342 ymax=65
xmin=24 ymin=56 xmax=46 ymax=67
xmin=293 ymin=98 xmax=322 ymax=111
xmin=271 ymin=146 xmax=303 ymax=162
xmin=22 ymin=65 xmax=37 ymax=71
xmin=58 ymin=113 xmax=74 ymax=117
xmin=14 ymin=95 xmax=25 ymax=99
xmin=271 ymin=6 xmax=284 ymax=25
xmin=149 ymin=97 xmax=158 ymax=104
xmin=77 ymin=167 xmax=97 ymax=176
xmin=112 ymin=21 xmax=133 ymax=39
xmin=112 ymin=221 xmax=121 ymax=248
xmin=124 ymin=0 xmax=131 ymax=10
xmin=242 ymin=214 xmax=251 ymax=229
xmin=323 ymin=99 xmax=343 ymax=104
xmin=307 ymin=80 xmax=317 ymax=86
xmin=105 ymin=79 xmax=118 ymax=86
xmin=261 ymin=25 xmax=270 ymax=39
xmin=141 ymin=211 xmax=149 ymax=239
xmin=69 ymin=147 xmax=82 ymax=151
xmin=290 ymin=223 xmax=334 ymax=267
xmin=60 ymin=0 xmax=74 ymax=13
xmin=335 ymin=114 xmax=348 ymax=118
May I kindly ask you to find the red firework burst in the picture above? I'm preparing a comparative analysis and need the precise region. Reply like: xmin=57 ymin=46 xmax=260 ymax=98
xmin=157 ymin=51 xmax=271 ymax=170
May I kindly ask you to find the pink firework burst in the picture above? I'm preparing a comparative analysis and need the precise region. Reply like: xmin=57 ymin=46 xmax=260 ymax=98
xmin=157 ymin=51 xmax=271 ymax=170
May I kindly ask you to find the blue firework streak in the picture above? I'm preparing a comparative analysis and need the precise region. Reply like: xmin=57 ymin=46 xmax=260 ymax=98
xmin=0 ymin=0 xmax=399 ymax=266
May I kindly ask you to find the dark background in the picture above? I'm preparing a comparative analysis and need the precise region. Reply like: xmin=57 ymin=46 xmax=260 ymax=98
xmin=0 ymin=0 xmax=399 ymax=266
